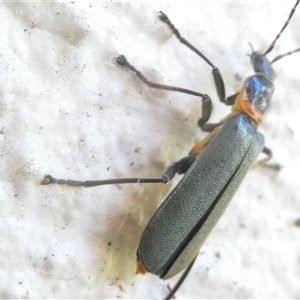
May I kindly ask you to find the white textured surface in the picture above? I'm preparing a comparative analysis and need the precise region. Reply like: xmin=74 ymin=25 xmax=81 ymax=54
xmin=1 ymin=2 xmax=300 ymax=299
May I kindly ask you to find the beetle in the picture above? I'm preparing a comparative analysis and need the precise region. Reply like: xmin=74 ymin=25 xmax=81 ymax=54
xmin=41 ymin=2 xmax=300 ymax=299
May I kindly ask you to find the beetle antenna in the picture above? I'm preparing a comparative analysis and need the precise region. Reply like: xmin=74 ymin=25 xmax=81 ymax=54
xmin=247 ymin=42 xmax=254 ymax=56
xmin=271 ymin=47 xmax=300 ymax=63
xmin=264 ymin=0 xmax=299 ymax=56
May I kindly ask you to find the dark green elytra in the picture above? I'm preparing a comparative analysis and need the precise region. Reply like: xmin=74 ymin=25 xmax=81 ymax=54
xmin=137 ymin=113 xmax=264 ymax=279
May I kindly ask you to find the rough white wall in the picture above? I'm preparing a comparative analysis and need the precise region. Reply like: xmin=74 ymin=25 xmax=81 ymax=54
xmin=1 ymin=1 xmax=300 ymax=299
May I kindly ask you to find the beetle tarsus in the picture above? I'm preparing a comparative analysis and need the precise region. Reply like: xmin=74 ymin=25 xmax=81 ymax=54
xmin=40 ymin=175 xmax=84 ymax=186
xmin=115 ymin=55 xmax=128 ymax=67
xmin=40 ymin=174 xmax=57 ymax=185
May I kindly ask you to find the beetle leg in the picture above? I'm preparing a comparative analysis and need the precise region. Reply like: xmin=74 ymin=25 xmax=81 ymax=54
xmin=162 ymin=155 xmax=197 ymax=183
xmin=259 ymin=146 xmax=281 ymax=170
xmin=158 ymin=11 xmax=224 ymax=101
xmin=163 ymin=123 xmax=223 ymax=182
xmin=116 ymin=54 xmax=220 ymax=133
xmin=200 ymin=110 xmax=241 ymax=133
xmin=40 ymin=174 xmax=167 ymax=187
xmin=163 ymin=256 xmax=197 ymax=300
xmin=158 ymin=11 xmax=238 ymax=107
xmin=199 ymin=121 xmax=222 ymax=133
xmin=224 ymin=92 xmax=239 ymax=106
xmin=116 ymin=55 xmax=212 ymax=109
xmin=41 ymin=156 xmax=197 ymax=187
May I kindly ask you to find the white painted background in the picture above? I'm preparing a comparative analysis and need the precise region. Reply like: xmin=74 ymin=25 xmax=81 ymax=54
xmin=0 ymin=1 xmax=300 ymax=299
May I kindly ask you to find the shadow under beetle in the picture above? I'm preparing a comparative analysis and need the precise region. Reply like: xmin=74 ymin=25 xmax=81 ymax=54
xmin=41 ymin=2 xmax=300 ymax=299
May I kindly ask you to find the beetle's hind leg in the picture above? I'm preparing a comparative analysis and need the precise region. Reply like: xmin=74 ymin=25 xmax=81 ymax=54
xmin=162 ymin=155 xmax=197 ymax=183
xmin=40 ymin=156 xmax=195 ymax=188
xmin=163 ymin=256 xmax=197 ymax=300
xmin=164 ymin=122 xmax=226 ymax=181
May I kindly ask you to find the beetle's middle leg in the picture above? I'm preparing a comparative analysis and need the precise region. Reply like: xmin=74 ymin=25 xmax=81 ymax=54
xmin=116 ymin=55 xmax=213 ymax=128
xmin=117 ymin=54 xmax=217 ymax=128
xmin=260 ymin=146 xmax=281 ymax=170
